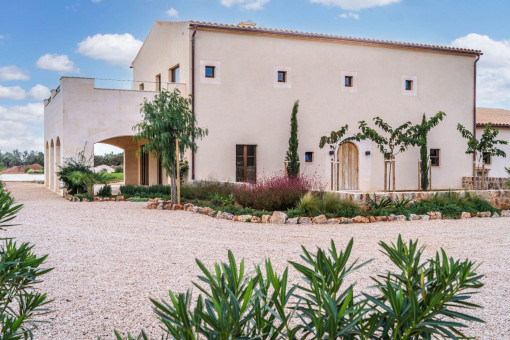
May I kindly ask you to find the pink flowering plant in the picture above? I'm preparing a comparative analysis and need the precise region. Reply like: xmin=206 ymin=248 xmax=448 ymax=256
xmin=234 ymin=171 xmax=324 ymax=211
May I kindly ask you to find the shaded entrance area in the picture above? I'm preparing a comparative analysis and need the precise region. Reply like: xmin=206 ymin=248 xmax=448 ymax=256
xmin=94 ymin=136 xmax=169 ymax=187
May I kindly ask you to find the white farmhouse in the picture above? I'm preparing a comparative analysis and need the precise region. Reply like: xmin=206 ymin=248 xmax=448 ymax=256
xmin=44 ymin=20 xmax=482 ymax=194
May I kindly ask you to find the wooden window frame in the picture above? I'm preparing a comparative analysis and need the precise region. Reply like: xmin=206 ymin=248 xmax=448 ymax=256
xmin=236 ymin=145 xmax=257 ymax=183
xmin=305 ymin=152 xmax=314 ymax=163
xmin=277 ymin=71 xmax=287 ymax=83
xmin=155 ymin=74 xmax=161 ymax=91
xmin=430 ymin=148 xmax=440 ymax=167
xmin=205 ymin=66 xmax=215 ymax=78
xmin=344 ymin=76 xmax=353 ymax=88
xmin=140 ymin=147 xmax=149 ymax=185
xmin=405 ymin=79 xmax=413 ymax=91
xmin=139 ymin=83 xmax=144 ymax=91
xmin=170 ymin=65 xmax=180 ymax=83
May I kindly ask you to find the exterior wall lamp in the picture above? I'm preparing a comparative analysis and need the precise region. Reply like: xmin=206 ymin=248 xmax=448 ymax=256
xmin=365 ymin=151 xmax=371 ymax=156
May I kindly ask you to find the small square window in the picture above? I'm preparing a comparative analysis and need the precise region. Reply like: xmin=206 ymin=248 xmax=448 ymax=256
xmin=277 ymin=71 xmax=287 ymax=83
xmin=345 ymin=76 xmax=353 ymax=87
xmin=483 ymin=152 xmax=491 ymax=165
xmin=430 ymin=149 xmax=440 ymax=166
xmin=305 ymin=152 xmax=314 ymax=163
xmin=205 ymin=66 xmax=215 ymax=78
xmin=405 ymin=80 xmax=413 ymax=91
xmin=139 ymin=83 xmax=144 ymax=91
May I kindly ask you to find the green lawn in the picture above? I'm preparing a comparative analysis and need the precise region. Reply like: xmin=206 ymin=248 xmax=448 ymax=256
xmin=104 ymin=172 xmax=124 ymax=183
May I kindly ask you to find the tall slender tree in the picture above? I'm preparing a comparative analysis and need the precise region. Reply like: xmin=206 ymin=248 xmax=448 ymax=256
xmin=133 ymin=89 xmax=208 ymax=202
xmin=285 ymin=100 xmax=300 ymax=178
xmin=409 ymin=111 xmax=446 ymax=191
xmin=457 ymin=122 xmax=507 ymax=189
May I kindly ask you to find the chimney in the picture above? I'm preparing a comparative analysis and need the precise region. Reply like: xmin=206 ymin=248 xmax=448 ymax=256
xmin=237 ymin=20 xmax=256 ymax=28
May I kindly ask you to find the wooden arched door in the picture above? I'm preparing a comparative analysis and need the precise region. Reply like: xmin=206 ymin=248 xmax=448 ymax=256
xmin=337 ymin=142 xmax=359 ymax=190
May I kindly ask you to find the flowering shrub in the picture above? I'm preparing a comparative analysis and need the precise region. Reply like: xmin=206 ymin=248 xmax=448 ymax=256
xmin=234 ymin=172 xmax=324 ymax=211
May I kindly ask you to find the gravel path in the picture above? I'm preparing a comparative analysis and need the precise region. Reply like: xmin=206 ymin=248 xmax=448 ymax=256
xmin=4 ymin=182 xmax=510 ymax=339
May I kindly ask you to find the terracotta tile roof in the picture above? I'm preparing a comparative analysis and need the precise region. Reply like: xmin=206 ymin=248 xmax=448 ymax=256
xmin=477 ymin=107 xmax=510 ymax=127
xmin=189 ymin=21 xmax=482 ymax=56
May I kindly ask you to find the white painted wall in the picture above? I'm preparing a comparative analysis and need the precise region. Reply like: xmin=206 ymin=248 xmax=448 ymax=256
xmin=191 ymin=28 xmax=476 ymax=191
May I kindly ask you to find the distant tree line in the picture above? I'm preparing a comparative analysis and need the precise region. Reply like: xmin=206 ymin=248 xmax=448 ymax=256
xmin=94 ymin=152 xmax=123 ymax=166
xmin=0 ymin=150 xmax=44 ymax=168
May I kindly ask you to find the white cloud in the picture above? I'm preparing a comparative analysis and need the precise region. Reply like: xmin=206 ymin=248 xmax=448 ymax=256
xmin=76 ymin=33 xmax=143 ymax=67
xmin=92 ymin=0 xmax=102 ymax=2
xmin=28 ymin=84 xmax=51 ymax=101
xmin=220 ymin=0 xmax=269 ymax=10
xmin=0 ymin=66 xmax=29 ymax=82
xmin=0 ymin=103 xmax=44 ymax=122
xmin=0 ymin=103 xmax=44 ymax=152
xmin=0 ymin=85 xmax=26 ymax=100
xmin=310 ymin=0 xmax=401 ymax=10
xmin=0 ymin=35 xmax=4 ymax=39
xmin=339 ymin=12 xmax=360 ymax=19
xmin=0 ymin=84 xmax=50 ymax=101
xmin=166 ymin=7 xmax=178 ymax=17
xmin=452 ymin=33 xmax=510 ymax=108
xmin=36 ymin=54 xmax=79 ymax=73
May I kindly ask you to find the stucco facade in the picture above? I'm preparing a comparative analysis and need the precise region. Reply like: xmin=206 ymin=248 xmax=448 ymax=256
xmin=44 ymin=20 xmax=482 ymax=193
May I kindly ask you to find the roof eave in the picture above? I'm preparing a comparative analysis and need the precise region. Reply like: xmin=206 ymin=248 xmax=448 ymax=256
xmin=190 ymin=22 xmax=482 ymax=56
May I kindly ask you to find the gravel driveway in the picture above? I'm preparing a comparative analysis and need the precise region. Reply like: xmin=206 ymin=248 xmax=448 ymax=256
xmin=4 ymin=182 xmax=510 ymax=339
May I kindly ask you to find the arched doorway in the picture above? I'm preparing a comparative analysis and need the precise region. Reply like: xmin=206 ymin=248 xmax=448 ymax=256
xmin=55 ymin=137 xmax=61 ymax=192
xmin=45 ymin=142 xmax=49 ymax=187
xmin=337 ymin=142 xmax=359 ymax=190
xmin=49 ymin=140 xmax=54 ymax=191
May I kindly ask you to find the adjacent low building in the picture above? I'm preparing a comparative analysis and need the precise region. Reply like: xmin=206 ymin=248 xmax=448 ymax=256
xmin=476 ymin=107 xmax=510 ymax=178
xmin=44 ymin=20 xmax=483 ymax=194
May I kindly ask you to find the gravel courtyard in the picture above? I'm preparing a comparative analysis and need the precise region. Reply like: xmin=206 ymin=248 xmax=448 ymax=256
xmin=4 ymin=182 xmax=510 ymax=339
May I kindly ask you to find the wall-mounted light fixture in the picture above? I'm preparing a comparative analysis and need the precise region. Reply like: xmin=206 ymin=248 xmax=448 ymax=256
xmin=329 ymin=151 xmax=335 ymax=156
xmin=365 ymin=151 xmax=371 ymax=156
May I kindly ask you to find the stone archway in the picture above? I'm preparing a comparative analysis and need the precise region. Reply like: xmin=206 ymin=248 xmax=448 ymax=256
xmin=55 ymin=137 xmax=61 ymax=192
xmin=49 ymin=140 xmax=54 ymax=191
xmin=45 ymin=141 xmax=49 ymax=187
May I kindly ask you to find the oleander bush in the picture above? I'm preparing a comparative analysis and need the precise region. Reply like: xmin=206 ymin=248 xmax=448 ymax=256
xmin=114 ymin=236 xmax=484 ymax=339
xmin=0 ymin=191 xmax=53 ymax=338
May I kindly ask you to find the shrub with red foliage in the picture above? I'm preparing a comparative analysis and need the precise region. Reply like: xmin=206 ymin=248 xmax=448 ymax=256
xmin=234 ymin=172 xmax=324 ymax=211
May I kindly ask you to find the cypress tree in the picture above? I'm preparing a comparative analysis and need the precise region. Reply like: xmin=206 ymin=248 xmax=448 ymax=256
xmin=285 ymin=100 xmax=300 ymax=178
xmin=419 ymin=114 xmax=429 ymax=191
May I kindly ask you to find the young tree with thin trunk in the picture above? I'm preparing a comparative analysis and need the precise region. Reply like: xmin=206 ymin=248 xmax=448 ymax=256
xmin=133 ymin=89 xmax=208 ymax=202
xmin=351 ymin=117 xmax=414 ymax=191
xmin=457 ymin=122 xmax=507 ymax=189
xmin=409 ymin=111 xmax=446 ymax=191
xmin=285 ymin=100 xmax=300 ymax=178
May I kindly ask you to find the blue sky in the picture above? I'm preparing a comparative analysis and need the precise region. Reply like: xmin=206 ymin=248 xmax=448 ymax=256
xmin=1 ymin=0 xmax=509 ymax=153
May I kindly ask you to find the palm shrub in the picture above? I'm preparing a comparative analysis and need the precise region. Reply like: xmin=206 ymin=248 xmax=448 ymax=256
xmin=0 ymin=192 xmax=53 ymax=339
xmin=57 ymin=146 xmax=94 ymax=194
xmin=115 ymin=236 xmax=484 ymax=339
